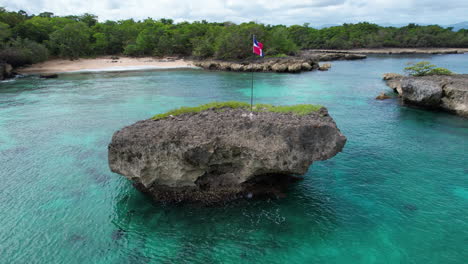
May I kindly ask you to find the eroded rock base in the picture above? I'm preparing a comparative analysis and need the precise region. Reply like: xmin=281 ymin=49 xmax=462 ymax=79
xmin=134 ymin=174 xmax=303 ymax=204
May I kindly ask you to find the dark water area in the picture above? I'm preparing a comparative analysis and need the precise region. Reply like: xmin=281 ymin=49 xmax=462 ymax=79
xmin=0 ymin=54 xmax=467 ymax=263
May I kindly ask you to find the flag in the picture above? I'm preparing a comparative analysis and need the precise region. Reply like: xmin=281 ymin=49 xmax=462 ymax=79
xmin=253 ymin=37 xmax=264 ymax=57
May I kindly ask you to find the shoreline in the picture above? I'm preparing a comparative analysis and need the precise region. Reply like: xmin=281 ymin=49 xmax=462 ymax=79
xmin=307 ymin=48 xmax=468 ymax=54
xmin=17 ymin=57 xmax=196 ymax=75
xmin=15 ymin=49 xmax=468 ymax=75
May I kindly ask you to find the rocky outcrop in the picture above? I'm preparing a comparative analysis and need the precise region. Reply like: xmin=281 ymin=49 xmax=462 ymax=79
xmin=400 ymin=78 xmax=443 ymax=106
xmin=0 ymin=63 xmax=14 ymax=80
xmin=318 ymin=63 xmax=332 ymax=71
xmin=108 ymin=107 xmax=346 ymax=203
xmin=311 ymin=53 xmax=367 ymax=61
xmin=300 ymin=50 xmax=367 ymax=61
xmin=383 ymin=73 xmax=468 ymax=117
xmin=383 ymin=73 xmax=404 ymax=94
xmin=194 ymin=58 xmax=319 ymax=73
xmin=40 ymin=73 xmax=58 ymax=79
xmin=376 ymin=92 xmax=392 ymax=100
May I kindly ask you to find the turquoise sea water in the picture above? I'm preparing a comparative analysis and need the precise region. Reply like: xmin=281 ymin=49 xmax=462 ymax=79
xmin=0 ymin=55 xmax=467 ymax=264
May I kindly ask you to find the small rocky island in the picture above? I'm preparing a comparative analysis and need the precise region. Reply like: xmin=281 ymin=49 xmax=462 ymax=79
xmin=383 ymin=73 xmax=468 ymax=117
xmin=194 ymin=52 xmax=366 ymax=73
xmin=108 ymin=102 xmax=346 ymax=203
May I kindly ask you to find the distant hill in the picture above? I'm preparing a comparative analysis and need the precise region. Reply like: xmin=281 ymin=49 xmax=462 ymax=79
xmin=315 ymin=24 xmax=340 ymax=29
xmin=448 ymin=22 xmax=468 ymax=31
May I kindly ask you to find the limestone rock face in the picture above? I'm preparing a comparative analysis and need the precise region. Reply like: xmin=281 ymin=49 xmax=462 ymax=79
xmin=287 ymin=63 xmax=302 ymax=73
xmin=271 ymin=63 xmax=288 ymax=72
xmin=439 ymin=76 xmax=468 ymax=116
xmin=108 ymin=108 xmax=347 ymax=203
xmin=382 ymin=73 xmax=404 ymax=94
xmin=382 ymin=73 xmax=468 ymax=117
xmin=400 ymin=78 xmax=443 ymax=106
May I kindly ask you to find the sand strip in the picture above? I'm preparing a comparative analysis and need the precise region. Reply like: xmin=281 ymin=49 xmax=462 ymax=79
xmin=17 ymin=57 xmax=196 ymax=74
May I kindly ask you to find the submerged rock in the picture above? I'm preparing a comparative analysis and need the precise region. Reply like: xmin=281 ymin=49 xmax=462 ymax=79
xmin=40 ymin=73 xmax=58 ymax=79
xmin=318 ymin=63 xmax=332 ymax=71
xmin=108 ymin=107 xmax=346 ymax=204
xmin=383 ymin=74 xmax=468 ymax=117
xmin=376 ymin=92 xmax=392 ymax=100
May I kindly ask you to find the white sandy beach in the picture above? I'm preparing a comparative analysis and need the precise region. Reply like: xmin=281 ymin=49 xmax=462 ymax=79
xmin=17 ymin=57 xmax=195 ymax=74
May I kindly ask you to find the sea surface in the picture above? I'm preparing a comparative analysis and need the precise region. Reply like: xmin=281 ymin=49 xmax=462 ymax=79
xmin=1 ymin=54 xmax=467 ymax=264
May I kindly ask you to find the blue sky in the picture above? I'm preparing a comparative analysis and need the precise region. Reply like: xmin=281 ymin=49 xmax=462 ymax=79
xmin=1 ymin=0 xmax=467 ymax=26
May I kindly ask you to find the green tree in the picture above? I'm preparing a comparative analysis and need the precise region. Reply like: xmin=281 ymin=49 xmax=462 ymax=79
xmin=266 ymin=26 xmax=298 ymax=55
xmin=404 ymin=61 xmax=453 ymax=76
xmin=0 ymin=38 xmax=48 ymax=66
xmin=14 ymin=16 xmax=54 ymax=43
xmin=79 ymin=13 xmax=98 ymax=27
xmin=49 ymin=22 xmax=91 ymax=59
xmin=0 ymin=22 xmax=11 ymax=43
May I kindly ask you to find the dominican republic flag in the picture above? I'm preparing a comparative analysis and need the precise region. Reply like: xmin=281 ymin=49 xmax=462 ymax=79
xmin=253 ymin=37 xmax=264 ymax=57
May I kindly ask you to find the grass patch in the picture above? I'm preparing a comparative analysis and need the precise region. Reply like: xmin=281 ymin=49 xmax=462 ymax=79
xmin=254 ymin=104 xmax=323 ymax=115
xmin=152 ymin=101 xmax=323 ymax=120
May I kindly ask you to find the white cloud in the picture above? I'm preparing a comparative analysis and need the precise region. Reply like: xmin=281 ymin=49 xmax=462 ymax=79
xmin=1 ymin=0 xmax=467 ymax=26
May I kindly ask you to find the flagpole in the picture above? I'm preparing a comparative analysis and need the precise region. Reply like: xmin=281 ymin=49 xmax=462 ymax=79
xmin=251 ymin=34 xmax=254 ymax=112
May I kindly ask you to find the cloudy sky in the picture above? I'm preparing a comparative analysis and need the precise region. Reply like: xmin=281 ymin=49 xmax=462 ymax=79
xmin=2 ymin=0 xmax=467 ymax=26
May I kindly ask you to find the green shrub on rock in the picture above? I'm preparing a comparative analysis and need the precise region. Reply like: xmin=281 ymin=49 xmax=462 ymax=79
xmin=404 ymin=61 xmax=453 ymax=76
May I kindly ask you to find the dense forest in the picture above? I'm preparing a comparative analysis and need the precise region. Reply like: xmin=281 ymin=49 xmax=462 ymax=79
xmin=1 ymin=7 xmax=468 ymax=67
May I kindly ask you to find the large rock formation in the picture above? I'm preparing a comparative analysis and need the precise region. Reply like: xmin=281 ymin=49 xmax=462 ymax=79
xmin=108 ymin=107 xmax=346 ymax=203
xmin=383 ymin=74 xmax=468 ymax=117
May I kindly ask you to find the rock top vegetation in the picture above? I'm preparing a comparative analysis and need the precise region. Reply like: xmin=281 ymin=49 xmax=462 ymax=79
xmin=108 ymin=102 xmax=346 ymax=204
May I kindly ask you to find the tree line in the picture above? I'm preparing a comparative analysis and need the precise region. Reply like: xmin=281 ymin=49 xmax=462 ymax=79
xmin=1 ymin=7 xmax=468 ymax=67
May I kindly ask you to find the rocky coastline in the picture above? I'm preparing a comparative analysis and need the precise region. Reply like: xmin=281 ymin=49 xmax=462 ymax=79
xmin=194 ymin=57 xmax=319 ymax=73
xmin=383 ymin=73 xmax=468 ymax=117
xmin=108 ymin=105 xmax=346 ymax=204
xmin=194 ymin=52 xmax=366 ymax=73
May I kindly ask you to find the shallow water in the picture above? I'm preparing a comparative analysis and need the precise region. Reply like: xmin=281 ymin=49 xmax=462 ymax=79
xmin=1 ymin=54 xmax=467 ymax=264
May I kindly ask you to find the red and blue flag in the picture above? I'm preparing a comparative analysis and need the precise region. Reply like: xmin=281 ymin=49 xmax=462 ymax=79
xmin=253 ymin=37 xmax=264 ymax=57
